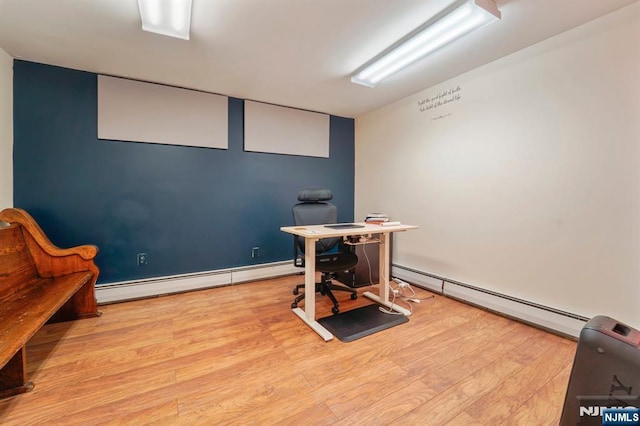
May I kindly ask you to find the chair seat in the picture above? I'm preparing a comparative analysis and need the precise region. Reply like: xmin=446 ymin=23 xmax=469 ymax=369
xmin=316 ymin=251 xmax=358 ymax=273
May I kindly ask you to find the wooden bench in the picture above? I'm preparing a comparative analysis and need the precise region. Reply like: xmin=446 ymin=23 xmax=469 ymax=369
xmin=0 ymin=208 xmax=100 ymax=399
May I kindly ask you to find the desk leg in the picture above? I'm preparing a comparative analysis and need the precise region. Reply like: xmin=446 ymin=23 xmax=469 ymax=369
xmin=380 ymin=232 xmax=390 ymax=302
xmin=363 ymin=231 xmax=411 ymax=316
xmin=291 ymin=237 xmax=334 ymax=341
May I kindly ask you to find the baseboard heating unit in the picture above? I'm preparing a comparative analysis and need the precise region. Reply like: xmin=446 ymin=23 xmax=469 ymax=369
xmin=391 ymin=264 xmax=589 ymax=338
xmin=96 ymin=261 xmax=299 ymax=304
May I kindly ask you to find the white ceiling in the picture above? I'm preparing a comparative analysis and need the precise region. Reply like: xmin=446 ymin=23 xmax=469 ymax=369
xmin=0 ymin=0 xmax=637 ymax=117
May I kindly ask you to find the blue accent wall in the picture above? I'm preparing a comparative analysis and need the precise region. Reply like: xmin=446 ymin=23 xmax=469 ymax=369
xmin=13 ymin=60 xmax=355 ymax=284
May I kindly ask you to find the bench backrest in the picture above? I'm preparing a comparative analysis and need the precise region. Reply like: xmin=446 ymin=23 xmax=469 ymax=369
xmin=0 ymin=225 xmax=39 ymax=296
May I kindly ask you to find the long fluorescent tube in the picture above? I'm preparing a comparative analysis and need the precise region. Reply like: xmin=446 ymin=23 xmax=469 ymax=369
xmin=351 ymin=0 xmax=501 ymax=88
xmin=137 ymin=0 xmax=193 ymax=40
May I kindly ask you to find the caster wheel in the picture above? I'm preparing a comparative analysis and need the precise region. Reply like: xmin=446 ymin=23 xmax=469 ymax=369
xmin=332 ymin=306 xmax=339 ymax=315
xmin=350 ymin=293 xmax=358 ymax=300
xmin=291 ymin=302 xmax=298 ymax=309
xmin=293 ymin=288 xmax=299 ymax=295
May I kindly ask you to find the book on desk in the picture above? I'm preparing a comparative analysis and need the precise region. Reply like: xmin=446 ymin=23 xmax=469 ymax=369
xmin=364 ymin=213 xmax=401 ymax=226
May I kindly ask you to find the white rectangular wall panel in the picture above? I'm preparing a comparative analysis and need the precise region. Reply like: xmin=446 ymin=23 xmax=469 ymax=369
xmin=244 ymin=100 xmax=329 ymax=157
xmin=98 ymin=75 xmax=228 ymax=149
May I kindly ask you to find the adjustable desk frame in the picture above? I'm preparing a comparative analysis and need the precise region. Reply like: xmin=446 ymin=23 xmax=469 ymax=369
xmin=280 ymin=222 xmax=418 ymax=341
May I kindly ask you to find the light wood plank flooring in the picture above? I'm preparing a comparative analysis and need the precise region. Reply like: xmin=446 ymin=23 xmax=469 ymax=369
xmin=0 ymin=275 xmax=576 ymax=425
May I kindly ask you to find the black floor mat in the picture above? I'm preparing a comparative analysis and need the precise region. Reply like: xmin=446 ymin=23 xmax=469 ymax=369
xmin=318 ymin=304 xmax=409 ymax=342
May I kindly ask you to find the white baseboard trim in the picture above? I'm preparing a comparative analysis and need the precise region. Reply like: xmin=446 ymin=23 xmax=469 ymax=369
xmin=391 ymin=266 xmax=445 ymax=294
xmin=231 ymin=262 xmax=300 ymax=284
xmin=392 ymin=264 xmax=588 ymax=338
xmin=96 ymin=261 xmax=299 ymax=304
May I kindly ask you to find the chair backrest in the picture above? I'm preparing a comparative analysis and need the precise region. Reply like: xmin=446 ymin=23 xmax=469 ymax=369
xmin=292 ymin=188 xmax=340 ymax=254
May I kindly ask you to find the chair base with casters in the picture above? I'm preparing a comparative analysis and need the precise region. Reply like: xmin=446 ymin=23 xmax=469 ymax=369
xmin=291 ymin=272 xmax=358 ymax=315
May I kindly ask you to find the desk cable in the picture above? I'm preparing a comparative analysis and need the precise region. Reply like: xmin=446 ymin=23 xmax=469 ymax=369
xmin=379 ymin=278 xmax=417 ymax=315
xmin=345 ymin=235 xmax=375 ymax=286
xmin=361 ymin=242 xmax=374 ymax=286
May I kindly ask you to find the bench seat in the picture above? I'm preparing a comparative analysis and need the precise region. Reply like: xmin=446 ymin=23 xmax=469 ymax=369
xmin=0 ymin=208 xmax=100 ymax=399
xmin=0 ymin=272 xmax=94 ymax=364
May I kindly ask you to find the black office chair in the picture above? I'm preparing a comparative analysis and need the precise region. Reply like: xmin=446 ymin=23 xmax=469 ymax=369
xmin=291 ymin=188 xmax=358 ymax=314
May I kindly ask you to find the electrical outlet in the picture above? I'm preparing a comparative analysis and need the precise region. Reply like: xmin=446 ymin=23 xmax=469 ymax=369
xmin=137 ymin=252 xmax=148 ymax=266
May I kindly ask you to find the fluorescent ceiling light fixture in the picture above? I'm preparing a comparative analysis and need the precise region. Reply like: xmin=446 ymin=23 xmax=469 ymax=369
xmin=137 ymin=0 xmax=193 ymax=40
xmin=351 ymin=0 xmax=501 ymax=87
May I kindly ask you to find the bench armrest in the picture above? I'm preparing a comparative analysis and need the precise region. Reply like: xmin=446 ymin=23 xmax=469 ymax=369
xmin=0 ymin=208 xmax=100 ymax=283
xmin=0 ymin=208 xmax=98 ymax=260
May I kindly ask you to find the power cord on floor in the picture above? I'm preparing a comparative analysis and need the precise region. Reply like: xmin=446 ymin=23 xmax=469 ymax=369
xmin=378 ymin=285 xmax=405 ymax=315
xmin=378 ymin=277 xmax=432 ymax=315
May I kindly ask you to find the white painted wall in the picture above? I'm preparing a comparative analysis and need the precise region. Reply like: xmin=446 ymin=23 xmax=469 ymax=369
xmin=355 ymin=3 xmax=640 ymax=327
xmin=0 ymin=47 xmax=12 ymax=210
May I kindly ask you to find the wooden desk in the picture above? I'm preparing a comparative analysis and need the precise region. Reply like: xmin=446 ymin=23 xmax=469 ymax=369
xmin=280 ymin=222 xmax=417 ymax=341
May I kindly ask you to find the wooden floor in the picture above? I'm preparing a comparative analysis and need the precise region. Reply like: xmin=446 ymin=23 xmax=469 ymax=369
xmin=0 ymin=275 xmax=576 ymax=425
